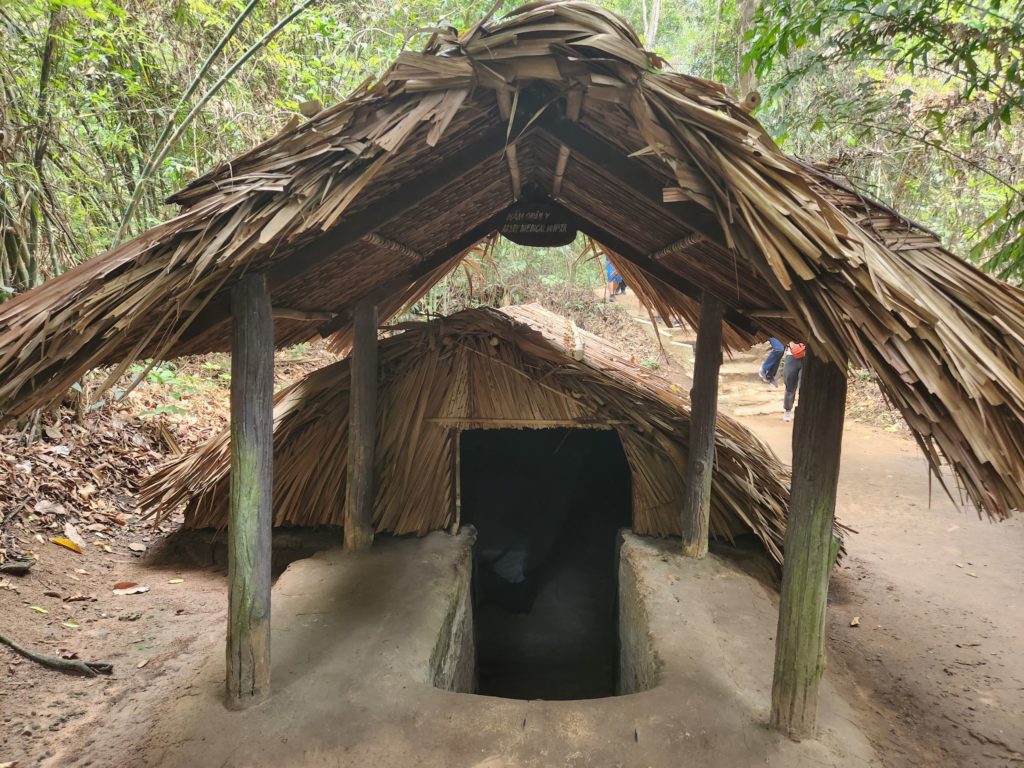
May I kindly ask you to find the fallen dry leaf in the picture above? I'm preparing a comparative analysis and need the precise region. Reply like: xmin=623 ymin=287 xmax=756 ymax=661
xmin=112 ymin=583 xmax=150 ymax=596
xmin=30 ymin=606 xmax=48 ymax=614
xmin=850 ymin=616 xmax=861 ymax=627
xmin=137 ymin=659 xmax=149 ymax=669
xmin=167 ymin=578 xmax=184 ymax=585
xmin=34 ymin=499 xmax=66 ymax=516
xmin=62 ymin=620 xmax=80 ymax=629
xmin=63 ymin=594 xmax=94 ymax=602
xmin=50 ymin=537 xmax=82 ymax=554
xmin=64 ymin=522 xmax=87 ymax=548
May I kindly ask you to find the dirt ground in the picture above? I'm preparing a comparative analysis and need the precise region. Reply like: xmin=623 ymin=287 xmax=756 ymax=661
xmin=1 ymin=296 xmax=1022 ymax=766
xmin=620 ymin=292 xmax=1024 ymax=768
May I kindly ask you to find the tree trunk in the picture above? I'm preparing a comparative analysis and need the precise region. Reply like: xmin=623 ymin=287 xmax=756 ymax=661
xmin=770 ymin=350 xmax=847 ymax=740
xmin=226 ymin=273 xmax=274 ymax=709
xmin=680 ymin=292 xmax=724 ymax=558
xmin=737 ymin=0 xmax=760 ymax=97
xmin=344 ymin=300 xmax=378 ymax=551
xmin=645 ymin=0 xmax=662 ymax=48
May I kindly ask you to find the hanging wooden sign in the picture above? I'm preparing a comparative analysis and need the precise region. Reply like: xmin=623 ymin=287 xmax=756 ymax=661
xmin=500 ymin=202 xmax=577 ymax=247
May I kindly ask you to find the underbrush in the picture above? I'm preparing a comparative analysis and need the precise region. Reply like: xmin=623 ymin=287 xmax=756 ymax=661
xmin=0 ymin=343 xmax=337 ymax=564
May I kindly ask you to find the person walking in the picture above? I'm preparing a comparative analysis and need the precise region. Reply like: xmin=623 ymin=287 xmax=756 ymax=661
xmin=782 ymin=341 xmax=807 ymax=422
xmin=759 ymin=337 xmax=785 ymax=387
xmin=605 ymin=258 xmax=625 ymax=301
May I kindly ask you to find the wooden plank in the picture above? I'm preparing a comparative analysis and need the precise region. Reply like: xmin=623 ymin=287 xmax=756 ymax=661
xmin=681 ymin=292 xmax=724 ymax=557
xmin=226 ymin=273 xmax=274 ymax=709
xmin=344 ymin=299 xmax=378 ymax=551
xmin=770 ymin=350 xmax=848 ymax=740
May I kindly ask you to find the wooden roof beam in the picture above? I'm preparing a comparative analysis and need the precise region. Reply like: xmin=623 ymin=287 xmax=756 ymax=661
xmin=361 ymin=233 xmax=422 ymax=264
xmin=272 ymin=306 xmax=336 ymax=322
xmin=496 ymin=89 xmax=522 ymax=200
xmin=553 ymin=88 xmax=582 ymax=201
xmin=316 ymin=211 xmax=507 ymax=338
xmin=506 ymin=143 xmax=522 ymax=200
xmin=532 ymin=106 xmax=726 ymax=246
xmin=552 ymin=144 xmax=570 ymax=198
xmin=650 ymin=233 xmax=705 ymax=260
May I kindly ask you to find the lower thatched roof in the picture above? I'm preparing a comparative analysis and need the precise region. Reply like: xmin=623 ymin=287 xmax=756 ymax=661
xmin=141 ymin=305 xmax=820 ymax=566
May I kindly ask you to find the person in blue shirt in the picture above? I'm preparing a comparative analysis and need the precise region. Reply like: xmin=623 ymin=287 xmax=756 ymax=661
xmin=759 ymin=337 xmax=785 ymax=387
xmin=605 ymin=259 xmax=625 ymax=301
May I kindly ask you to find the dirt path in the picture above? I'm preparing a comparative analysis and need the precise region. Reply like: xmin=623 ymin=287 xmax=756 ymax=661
xmin=618 ymin=293 xmax=1024 ymax=767
xmin=744 ymin=403 xmax=1024 ymax=767
xmin=0 ymin=542 xmax=226 ymax=766
xmin=3 ymin=298 xmax=1022 ymax=766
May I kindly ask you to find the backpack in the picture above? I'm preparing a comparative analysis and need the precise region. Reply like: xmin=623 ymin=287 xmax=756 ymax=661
xmin=789 ymin=342 xmax=806 ymax=359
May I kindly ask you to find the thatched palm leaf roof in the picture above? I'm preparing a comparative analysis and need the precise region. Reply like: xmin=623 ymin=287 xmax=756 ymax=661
xmin=140 ymin=305 xmax=802 ymax=565
xmin=1 ymin=1 xmax=1023 ymax=518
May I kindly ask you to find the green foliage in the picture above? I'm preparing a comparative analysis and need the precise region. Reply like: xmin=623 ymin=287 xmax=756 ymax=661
xmin=0 ymin=0 xmax=505 ymax=294
xmin=410 ymin=235 xmax=606 ymax=318
xmin=748 ymin=0 xmax=1024 ymax=280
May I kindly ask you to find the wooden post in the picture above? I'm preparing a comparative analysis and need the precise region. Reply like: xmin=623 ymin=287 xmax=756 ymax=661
xmin=226 ymin=273 xmax=274 ymax=709
xmin=770 ymin=350 xmax=847 ymax=740
xmin=344 ymin=299 xmax=378 ymax=551
xmin=681 ymin=292 xmax=724 ymax=557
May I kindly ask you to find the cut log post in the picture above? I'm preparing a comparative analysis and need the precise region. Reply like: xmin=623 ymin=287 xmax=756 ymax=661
xmin=226 ymin=273 xmax=274 ymax=709
xmin=681 ymin=291 xmax=725 ymax=557
xmin=770 ymin=350 xmax=848 ymax=740
xmin=344 ymin=299 xmax=378 ymax=551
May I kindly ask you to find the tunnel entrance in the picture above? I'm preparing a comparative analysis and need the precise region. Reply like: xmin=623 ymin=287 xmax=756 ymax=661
xmin=460 ymin=427 xmax=632 ymax=700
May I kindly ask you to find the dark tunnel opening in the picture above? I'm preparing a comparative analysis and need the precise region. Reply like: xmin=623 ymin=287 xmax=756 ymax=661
xmin=460 ymin=427 xmax=632 ymax=700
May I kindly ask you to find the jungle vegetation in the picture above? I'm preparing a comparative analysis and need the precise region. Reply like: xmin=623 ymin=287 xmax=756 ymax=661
xmin=0 ymin=0 xmax=1021 ymax=299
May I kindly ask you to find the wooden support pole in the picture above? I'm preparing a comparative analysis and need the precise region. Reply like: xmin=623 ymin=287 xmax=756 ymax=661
xmin=680 ymin=291 xmax=724 ymax=557
xmin=344 ymin=300 xmax=378 ymax=551
xmin=226 ymin=273 xmax=274 ymax=709
xmin=771 ymin=350 xmax=848 ymax=740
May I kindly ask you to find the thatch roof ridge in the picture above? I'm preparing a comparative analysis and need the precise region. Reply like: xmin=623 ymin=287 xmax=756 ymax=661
xmin=0 ymin=0 xmax=1023 ymax=520
xmin=140 ymin=304 xmax=801 ymax=565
